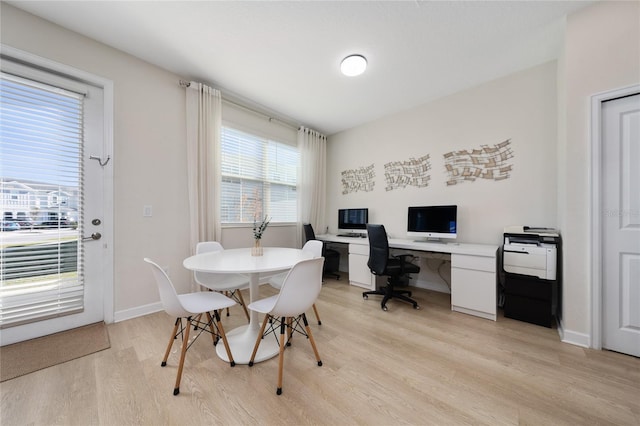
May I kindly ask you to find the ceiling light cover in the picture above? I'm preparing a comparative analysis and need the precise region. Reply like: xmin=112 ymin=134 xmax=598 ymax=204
xmin=341 ymin=55 xmax=367 ymax=76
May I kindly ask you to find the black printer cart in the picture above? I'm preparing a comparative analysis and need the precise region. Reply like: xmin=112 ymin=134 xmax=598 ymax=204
xmin=501 ymin=230 xmax=562 ymax=328
xmin=503 ymin=273 xmax=558 ymax=327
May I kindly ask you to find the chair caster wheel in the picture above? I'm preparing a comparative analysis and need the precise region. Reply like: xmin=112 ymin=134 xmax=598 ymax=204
xmin=382 ymin=305 xmax=388 ymax=311
xmin=363 ymin=295 xmax=368 ymax=299
xmin=414 ymin=305 xmax=420 ymax=310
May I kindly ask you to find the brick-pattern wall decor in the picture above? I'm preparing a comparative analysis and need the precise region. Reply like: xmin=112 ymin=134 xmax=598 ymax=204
xmin=341 ymin=164 xmax=375 ymax=194
xmin=444 ymin=139 xmax=513 ymax=186
xmin=383 ymin=154 xmax=431 ymax=191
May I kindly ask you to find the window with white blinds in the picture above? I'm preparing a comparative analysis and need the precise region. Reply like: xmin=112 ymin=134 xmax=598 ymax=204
xmin=220 ymin=126 xmax=298 ymax=223
xmin=0 ymin=72 xmax=85 ymax=328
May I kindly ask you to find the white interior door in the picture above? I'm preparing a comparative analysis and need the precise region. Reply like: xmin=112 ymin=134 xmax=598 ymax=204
xmin=602 ymin=93 xmax=640 ymax=357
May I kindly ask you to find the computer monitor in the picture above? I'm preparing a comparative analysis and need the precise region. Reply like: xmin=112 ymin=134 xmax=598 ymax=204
xmin=338 ymin=208 xmax=368 ymax=232
xmin=407 ymin=205 xmax=457 ymax=242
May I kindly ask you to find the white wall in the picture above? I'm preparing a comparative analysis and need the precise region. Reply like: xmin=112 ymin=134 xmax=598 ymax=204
xmin=559 ymin=0 xmax=640 ymax=345
xmin=326 ymin=61 xmax=557 ymax=292
xmin=327 ymin=61 xmax=558 ymax=245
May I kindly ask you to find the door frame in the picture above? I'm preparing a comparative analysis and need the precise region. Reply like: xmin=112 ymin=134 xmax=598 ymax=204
xmin=1 ymin=44 xmax=114 ymax=325
xmin=590 ymin=83 xmax=639 ymax=350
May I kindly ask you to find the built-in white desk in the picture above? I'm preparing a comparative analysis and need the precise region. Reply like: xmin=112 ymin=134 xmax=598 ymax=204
xmin=317 ymin=234 xmax=499 ymax=321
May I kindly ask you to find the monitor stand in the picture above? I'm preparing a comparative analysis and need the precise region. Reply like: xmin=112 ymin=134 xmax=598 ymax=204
xmin=337 ymin=232 xmax=366 ymax=238
xmin=413 ymin=238 xmax=447 ymax=244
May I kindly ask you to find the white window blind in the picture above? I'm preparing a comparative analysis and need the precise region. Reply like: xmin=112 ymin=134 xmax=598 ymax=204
xmin=0 ymin=72 xmax=85 ymax=328
xmin=221 ymin=127 xmax=298 ymax=223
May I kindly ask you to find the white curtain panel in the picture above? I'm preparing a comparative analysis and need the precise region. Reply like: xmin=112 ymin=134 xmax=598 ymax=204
xmin=186 ymin=82 xmax=222 ymax=287
xmin=297 ymin=126 xmax=327 ymax=246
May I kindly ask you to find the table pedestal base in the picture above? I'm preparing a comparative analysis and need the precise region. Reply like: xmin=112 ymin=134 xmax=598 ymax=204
xmin=216 ymin=323 xmax=279 ymax=364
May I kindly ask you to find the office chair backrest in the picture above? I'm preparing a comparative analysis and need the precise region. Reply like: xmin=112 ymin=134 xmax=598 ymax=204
xmin=271 ymin=257 xmax=325 ymax=317
xmin=144 ymin=258 xmax=189 ymax=318
xmin=367 ymin=224 xmax=390 ymax=276
xmin=303 ymin=223 xmax=316 ymax=242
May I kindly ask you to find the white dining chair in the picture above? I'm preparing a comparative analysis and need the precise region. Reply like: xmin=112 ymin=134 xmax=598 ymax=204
xmin=265 ymin=240 xmax=324 ymax=325
xmin=195 ymin=241 xmax=250 ymax=322
xmin=144 ymin=258 xmax=236 ymax=396
xmin=248 ymin=257 xmax=325 ymax=395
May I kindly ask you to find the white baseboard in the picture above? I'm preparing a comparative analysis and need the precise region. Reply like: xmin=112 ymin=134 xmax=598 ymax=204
xmin=114 ymin=301 xmax=163 ymax=323
xmin=560 ymin=325 xmax=591 ymax=348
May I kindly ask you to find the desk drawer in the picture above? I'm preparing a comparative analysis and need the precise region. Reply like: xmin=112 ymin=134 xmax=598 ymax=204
xmin=451 ymin=254 xmax=495 ymax=272
xmin=451 ymin=267 xmax=496 ymax=319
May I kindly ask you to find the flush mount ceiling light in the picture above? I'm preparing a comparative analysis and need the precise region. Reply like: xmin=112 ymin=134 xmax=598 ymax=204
xmin=340 ymin=54 xmax=367 ymax=76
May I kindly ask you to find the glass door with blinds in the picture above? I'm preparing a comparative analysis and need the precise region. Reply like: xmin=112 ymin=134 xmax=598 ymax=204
xmin=0 ymin=60 xmax=107 ymax=345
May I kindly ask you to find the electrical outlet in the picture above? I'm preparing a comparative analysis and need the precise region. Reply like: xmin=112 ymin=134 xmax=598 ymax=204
xmin=143 ymin=205 xmax=153 ymax=217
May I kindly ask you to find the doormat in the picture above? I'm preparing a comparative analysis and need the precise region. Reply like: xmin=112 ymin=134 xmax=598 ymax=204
xmin=0 ymin=321 xmax=110 ymax=382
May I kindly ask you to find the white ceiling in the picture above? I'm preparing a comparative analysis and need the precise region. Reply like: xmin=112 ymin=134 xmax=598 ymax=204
xmin=8 ymin=1 xmax=594 ymax=135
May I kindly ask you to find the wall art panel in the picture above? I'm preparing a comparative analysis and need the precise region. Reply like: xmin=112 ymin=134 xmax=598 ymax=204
xmin=341 ymin=164 xmax=375 ymax=194
xmin=384 ymin=154 xmax=431 ymax=191
xmin=444 ymin=139 xmax=513 ymax=186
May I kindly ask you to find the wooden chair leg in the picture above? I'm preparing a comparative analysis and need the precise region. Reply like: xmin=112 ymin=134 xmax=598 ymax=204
xmin=277 ymin=316 xmax=287 ymax=395
xmin=301 ymin=313 xmax=322 ymax=367
xmin=213 ymin=310 xmax=235 ymax=367
xmin=162 ymin=318 xmax=181 ymax=367
xmin=173 ymin=316 xmax=192 ymax=395
xmin=235 ymin=290 xmax=250 ymax=322
xmin=248 ymin=314 xmax=270 ymax=366
xmin=312 ymin=303 xmax=322 ymax=325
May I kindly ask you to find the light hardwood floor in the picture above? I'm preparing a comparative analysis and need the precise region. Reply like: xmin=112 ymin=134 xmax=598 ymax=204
xmin=2 ymin=277 xmax=639 ymax=425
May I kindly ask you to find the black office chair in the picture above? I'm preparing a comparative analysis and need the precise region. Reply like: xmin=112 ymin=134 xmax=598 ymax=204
xmin=363 ymin=224 xmax=421 ymax=311
xmin=303 ymin=223 xmax=340 ymax=280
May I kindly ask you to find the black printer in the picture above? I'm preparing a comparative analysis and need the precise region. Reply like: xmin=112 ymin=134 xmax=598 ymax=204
xmin=501 ymin=226 xmax=562 ymax=327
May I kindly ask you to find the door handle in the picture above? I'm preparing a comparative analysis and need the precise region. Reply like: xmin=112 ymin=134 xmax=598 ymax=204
xmin=83 ymin=232 xmax=102 ymax=242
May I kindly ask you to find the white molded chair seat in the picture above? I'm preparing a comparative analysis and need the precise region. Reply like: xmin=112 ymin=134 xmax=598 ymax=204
xmin=144 ymin=258 xmax=236 ymax=396
xmin=248 ymin=257 xmax=325 ymax=395
xmin=195 ymin=241 xmax=250 ymax=322
xmin=265 ymin=240 xmax=324 ymax=325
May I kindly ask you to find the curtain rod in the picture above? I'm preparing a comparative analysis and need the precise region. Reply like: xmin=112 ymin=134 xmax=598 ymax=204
xmin=179 ymin=79 xmax=298 ymax=131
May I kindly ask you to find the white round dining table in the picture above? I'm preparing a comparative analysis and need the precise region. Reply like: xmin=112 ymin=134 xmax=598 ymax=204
xmin=183 ymin=246 xmax=313 ymax=364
